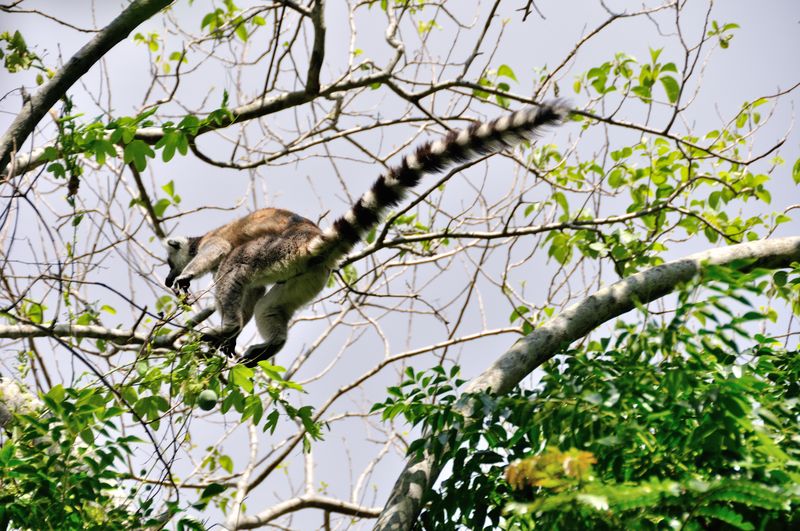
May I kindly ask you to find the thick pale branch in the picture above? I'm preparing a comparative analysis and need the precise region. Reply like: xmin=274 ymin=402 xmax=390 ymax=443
xmin=0 ymin=0 xmax=174 ymax=175
xmin=0 ymin=323 xmax=152 ymax=343
xmin=234 ymin=494 xmax=380 ymax=529
xmin=375 ymin=236 xmax=800 ymax=531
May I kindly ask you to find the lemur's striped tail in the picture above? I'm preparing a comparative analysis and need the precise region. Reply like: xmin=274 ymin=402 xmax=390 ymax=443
xmin=307 ymin=100 xmax=570 ymax=263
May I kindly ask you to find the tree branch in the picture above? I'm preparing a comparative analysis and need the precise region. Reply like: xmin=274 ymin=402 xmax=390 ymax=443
xmin=128 ymin=162 xmax=166 ymax=239
xmin=0 ymin=307 xmax=214 ymax=347
xmin=234 ymin=494 xmax=380 ymax=529
xmin=305 ymin=0 xmax=325 ymax=95
xmin=2 ymin=73 xmax=390 ymax=180
xmin=0 ymin=0 xmax=174 ymax=175
xmin=374 ymin=236 xmax=800 ymax=531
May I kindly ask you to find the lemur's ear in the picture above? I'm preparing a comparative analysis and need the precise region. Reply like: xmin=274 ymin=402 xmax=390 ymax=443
xmin=162 ymin=238 xmax=183 ymax=251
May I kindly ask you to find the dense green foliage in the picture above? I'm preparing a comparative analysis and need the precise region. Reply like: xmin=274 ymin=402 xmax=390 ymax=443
xmin=0 ymin=385 xmax=159 ymax=529
xmin=375 ymin=265 xmax=800 ymax=529
xmin=0 ymin=350 xmax=319 ymax=530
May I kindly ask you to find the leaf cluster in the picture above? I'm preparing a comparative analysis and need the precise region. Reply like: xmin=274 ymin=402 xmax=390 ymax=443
xmin=374 ymin=266 xmax=800 ymax=529
xmin=0 ymin=385 xmax=156 ymax=529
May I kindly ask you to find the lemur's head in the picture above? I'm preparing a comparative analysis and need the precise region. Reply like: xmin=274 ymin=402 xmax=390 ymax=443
xmin=162 ymin=237 xmax=195 ymax=288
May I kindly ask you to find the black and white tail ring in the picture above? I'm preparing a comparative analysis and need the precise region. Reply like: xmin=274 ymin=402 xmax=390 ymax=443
xmin=307 ymin=100 xmax=570 ymax=262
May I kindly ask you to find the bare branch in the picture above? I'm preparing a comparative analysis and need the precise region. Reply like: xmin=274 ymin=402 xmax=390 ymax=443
xmin=0 ymin=307 xmax=214 ymax=347
xmin=2 ymin=73 xmax=391 ymax=180
xmin=305 ymin=0 xmax=325 ymax=94
xmin=128 ymin=163 xmax=166 ymax=239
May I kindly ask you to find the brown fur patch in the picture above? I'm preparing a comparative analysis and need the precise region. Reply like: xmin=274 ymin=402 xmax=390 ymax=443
xmin=202 ymin=208 xmax=321 ymax=249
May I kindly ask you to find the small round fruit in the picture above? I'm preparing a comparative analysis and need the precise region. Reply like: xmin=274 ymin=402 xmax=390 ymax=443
xmin=197 ymin=389 xmax=218 ymax=411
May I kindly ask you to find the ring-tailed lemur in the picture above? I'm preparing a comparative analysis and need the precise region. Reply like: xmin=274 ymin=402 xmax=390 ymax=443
xmin=164 ymin=101 xmax=569 ymax=366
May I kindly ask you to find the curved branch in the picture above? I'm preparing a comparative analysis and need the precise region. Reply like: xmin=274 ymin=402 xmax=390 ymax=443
xmin=2 ymin=72 xmax=391 ymax=180
xmin=0 ymin=0 xmax=174 ymax=175
xmin=374 ymin=236 xmax=800 ymax=531
xmin=234 ymin=494 xmax=380 ymax=529
xmin=128 ymin=162 xmax=166 ymax=239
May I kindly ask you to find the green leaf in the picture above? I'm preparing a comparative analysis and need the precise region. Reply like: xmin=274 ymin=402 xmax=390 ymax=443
xmin=46 ymin=384 xmax=65 ymax=404
xmin=153 ymin=198 xmax=171 ymax=218
xmin=263 ymin=410 xmax=280 ymax=433
xmin=47 ymin=162 xmax=65 ymax=178
xmin=178 ymin=115 xmax=201 ymax=135
xmin=497 ymin=64 xmax=518 ymax=82
xmin=695 ymin=506 xmax=754 ymax=530
xmin=631 ymin=85 xmax=651 ymax=101
xmin=79 ymin=428 xmax=95 ymax=445
xmin=162 ymin=180 xmax=175 ymax=197
xmin=27 ymin=301 xmax=44 ymax=323
xmin=161 ymin=133 xmax=178 ymax=162
xmin=235 ymin=23 xmax=248 ymax=42
xmin=552 ymin=191 xmax=569 ymax=216
xmin=660 ymin=75 xmax=680 ymax=103
xmin=649 ymin=47 xmax=663 ymax=63
xmin=123 ymin=140 xmax=155 ymax=171
xmin=200 ymin=483 xmax=226 ymax=500
xmin=509 ymin=305 xmax=530 ymax=323
xmin=230 ymin=364 xmax=254 ymax=393
xmin=219 ymin=455 xmax=233 ymax=473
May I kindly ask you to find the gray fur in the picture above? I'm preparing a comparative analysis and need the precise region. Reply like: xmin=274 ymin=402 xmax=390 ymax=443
xmin=178 ymin=238 xmax=231 ymax=287
xmin=163 ymin=237 xmax=191 ymax=288
xmin=166 ymin=221 xmax=328 ymax=365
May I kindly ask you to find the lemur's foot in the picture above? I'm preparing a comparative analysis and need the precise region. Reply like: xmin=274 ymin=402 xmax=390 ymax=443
xmin=240 ymin=339 xmax=287 ymax=368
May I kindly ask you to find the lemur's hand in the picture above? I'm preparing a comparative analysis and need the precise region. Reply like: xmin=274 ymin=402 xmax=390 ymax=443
xmin=172 ymin=274 xmax=193 ymax=295
xmin=201 ymin=329 xmax=239 ymax=357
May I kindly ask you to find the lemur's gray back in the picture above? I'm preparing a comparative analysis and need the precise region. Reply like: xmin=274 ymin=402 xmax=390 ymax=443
xmin=307 ymin=101 xmax=569 ymax=264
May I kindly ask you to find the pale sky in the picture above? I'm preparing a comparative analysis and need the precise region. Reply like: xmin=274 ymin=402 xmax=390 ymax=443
xmin=1 ymin=1 xmax=799 ymax=528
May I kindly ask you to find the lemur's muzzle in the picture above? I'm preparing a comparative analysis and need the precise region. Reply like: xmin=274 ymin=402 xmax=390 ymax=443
xmin=165 ymin=270 xmax=177 ymax=288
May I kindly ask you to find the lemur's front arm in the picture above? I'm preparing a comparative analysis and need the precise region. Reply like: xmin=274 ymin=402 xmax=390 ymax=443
xmin=172 ymin=237 xmax=232 ymax=292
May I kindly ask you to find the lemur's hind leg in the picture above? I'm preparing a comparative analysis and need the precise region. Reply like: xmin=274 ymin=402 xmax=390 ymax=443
xmin=240 ymin=304 xmax=289 ymax=367
xmin=241 ymin=264 xmax=330 ymax=367
xmin=206 ymin=284 xmax=265 ymax=357
xmin=203 ymin=252 xmax=267 ymax=355
xmin=204 ymin=229 xmax=323 ymax=357
xmin=241 ymin=285 xmax=266 ymax=327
